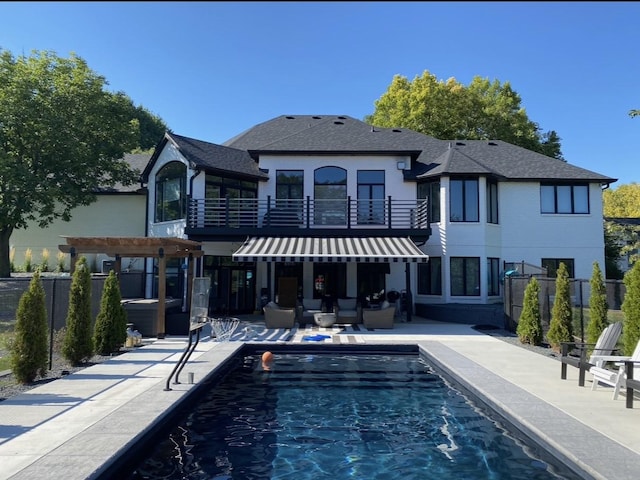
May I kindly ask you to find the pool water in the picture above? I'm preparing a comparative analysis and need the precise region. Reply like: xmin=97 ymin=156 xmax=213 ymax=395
xmin=127 ymin=353 xmax=580 ymax=480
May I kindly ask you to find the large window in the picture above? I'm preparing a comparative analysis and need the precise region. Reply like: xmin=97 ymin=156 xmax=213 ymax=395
xmin=450 ymin=257 xmax=480 ymax=296
xmin=155 ymin=162 xmax=187 ymax=222
xmin=542 ymin=258 xmax=575 ymax=278
xmin=487 ymin=257 xmax=500 ymax=296
xmin=357 ymin=170 xmax=385 ymax=225
xmin=418 ymin=180 xmax=440 ymax=223
xmin=540 ymin=184 xmax=589 ymax=214
xmin=205 ymin=175 xmax=258 ymax=227
xmin=276 ymin=170 xmax=303 ymax=205
xmin=314 ymin=167 xmax=347 ymax=225
xmin=487 ymin=180 xmax=498 ymax=224
xmin=418 ymin=257 xmax=442 ymax=295
xmin=450 ymin=179 xmax=479 ymax=222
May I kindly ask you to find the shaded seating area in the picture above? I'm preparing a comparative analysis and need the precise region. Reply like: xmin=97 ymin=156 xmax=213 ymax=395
xmin=263 ymin=301 xmax=296 ymax=328
xmin=362 ymin=301 xmax=395 ymax=329
xmin=560 ymin=322 xmax=623 ymax=386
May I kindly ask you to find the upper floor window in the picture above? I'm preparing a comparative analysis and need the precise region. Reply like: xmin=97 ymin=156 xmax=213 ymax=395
xmin=487 ymin=180 xmax=498 ymax=224
xmin=450 ymin=179 xmax=479 ymax=222
xmin=205 ymin=175 xmax=258 ymax=227
xmin=540 ymin=184 xmax=589 ymax=214
xmin=155 ymin=161 xmax=186 ymax=222
xmin=357 ymin=170 xmax=385 ymax=225
xmin=276 ymin=170 xmax=303 ymax=203
xmin=315 ymin=166 xmax=347 ymax=225
xmin=418 ymin=180 xmax=440 ymax=223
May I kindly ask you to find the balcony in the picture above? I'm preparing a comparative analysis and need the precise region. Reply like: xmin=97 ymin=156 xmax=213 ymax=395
xmin=185 ymin=196 xmax=431 ymax=241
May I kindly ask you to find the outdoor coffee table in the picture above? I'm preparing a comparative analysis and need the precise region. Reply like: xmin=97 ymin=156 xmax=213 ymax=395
xmin=313 ymin=312 xmax=336 ymax=328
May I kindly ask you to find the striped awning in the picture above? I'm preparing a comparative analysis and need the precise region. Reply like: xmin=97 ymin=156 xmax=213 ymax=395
xmin=232 ymin=237 xmax=429 ymax=263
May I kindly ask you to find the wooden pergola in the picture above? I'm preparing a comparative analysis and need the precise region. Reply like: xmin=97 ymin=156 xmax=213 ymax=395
xmin=58 ymin=236 xmax=204 ymax=338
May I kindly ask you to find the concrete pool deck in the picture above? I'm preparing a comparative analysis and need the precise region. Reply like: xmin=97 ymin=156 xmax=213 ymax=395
xmin=0 ymin=316 xmax=639 ymax=480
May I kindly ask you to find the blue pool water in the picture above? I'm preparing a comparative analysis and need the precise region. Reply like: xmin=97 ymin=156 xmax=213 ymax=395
xmin=127 ymin=353 xmax=580 ymax=480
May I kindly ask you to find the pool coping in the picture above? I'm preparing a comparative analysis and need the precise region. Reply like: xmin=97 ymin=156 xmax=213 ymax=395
xmin=1 ymin=324 xmax=639 ymax=480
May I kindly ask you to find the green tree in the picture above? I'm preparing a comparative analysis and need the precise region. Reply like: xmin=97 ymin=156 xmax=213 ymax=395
xmin=586 ymin=261 xmax=609 ymax=347
xmin=516 ymin=276 xmax=543 ymax=345
xmin=365 ymin=71 xmax=563 ymax=159
xmin=93 ymin=270 xmax=128 ymax=355
xmin=604 ymin=222 xmax=625 ymax=280
xmin=0 ymin=49 xmax=167 ymax=278
xmin=603 ymin=183 xmax=640 ymax=217
xmin=547 ymin=262 xmax=574 ymax=350
xmin=621 ymin=262 xmax=640 ymax=355
xmin=62 ymin=256 xmax=94 ymax=365
xmin=10 ymin=270 xmax=49 ymax=383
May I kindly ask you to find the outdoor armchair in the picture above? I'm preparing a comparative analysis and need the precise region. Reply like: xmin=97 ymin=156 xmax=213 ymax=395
xmin=362 ymin=301 xmax=395 ymax=329
xmin=263 ymin=302 xmax=296 ymax=329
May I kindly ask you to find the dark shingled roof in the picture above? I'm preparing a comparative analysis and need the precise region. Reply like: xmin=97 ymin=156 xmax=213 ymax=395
xmin=222 ymin=115 xmax=616 ymax=185
xmin=143 ymin=132 xmax=269 ymax=181
xmin=96 ymin=153 xmax=151 ymax=193
xmin=416 ymin=140 xmax=616 ymax=182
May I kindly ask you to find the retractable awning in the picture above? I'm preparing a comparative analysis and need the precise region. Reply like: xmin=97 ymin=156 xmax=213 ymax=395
xmin=232 ymin=237 xmax=429 ymax=263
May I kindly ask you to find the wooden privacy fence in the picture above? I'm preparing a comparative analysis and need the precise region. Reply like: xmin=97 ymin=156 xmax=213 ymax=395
xmin=504 ymin=275 xmax=626 ymax=340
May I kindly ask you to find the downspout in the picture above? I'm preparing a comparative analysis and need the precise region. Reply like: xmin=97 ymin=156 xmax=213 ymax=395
xmin=183 ymin=167 xmax=202 ymax=312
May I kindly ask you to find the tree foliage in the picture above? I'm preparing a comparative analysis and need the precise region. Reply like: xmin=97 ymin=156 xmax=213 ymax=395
xmin=10 ymin=270 xmax=49 ymax=383
xmin=365 ymin=71 xmax=563 ymax=159
xmin=93 ymin=270 xmax=128 ymax=355
xmin=586 ymin=261 xmax=609 ymax=347
xmin=547 ymin=263 xmax=574 ymax=350
xmin=0 ymin=49 xmax=168 ymax=277
xmin=62 ymin=256 xmax=94 ymax=365
xmin=516 ymin=276 xmax=543 ymax=345
xmin=603 ymin=183 xmax=640 ymax=217
xmin=622 ymin=261 xmax=640 ymax=356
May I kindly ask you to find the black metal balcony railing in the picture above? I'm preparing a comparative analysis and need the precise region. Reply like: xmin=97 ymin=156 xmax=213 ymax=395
xmin=187 ymin=196 xmax=429 ymax=234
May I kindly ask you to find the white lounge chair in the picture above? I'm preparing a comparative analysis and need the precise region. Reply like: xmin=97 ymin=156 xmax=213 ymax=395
xmin=560 ymin=321 xmax=622 ymax=386
xmin=589 ymin=338 xmax=640 ymax=399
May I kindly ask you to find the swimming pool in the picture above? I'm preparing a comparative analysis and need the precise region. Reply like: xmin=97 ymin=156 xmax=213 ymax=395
xmin=122 ymin=348 xmax=582 ymax=480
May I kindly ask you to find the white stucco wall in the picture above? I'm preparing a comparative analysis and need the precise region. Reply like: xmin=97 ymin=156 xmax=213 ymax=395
xmin=420 ymin=178 xmax=607 ymax=304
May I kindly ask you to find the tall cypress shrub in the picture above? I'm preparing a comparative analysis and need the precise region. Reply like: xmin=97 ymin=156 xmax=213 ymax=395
xmin=516 ymin=276 xmax=543 ymax=345
xmin=93 ymin=270 xmax=128 ymax=355
xmin=62 ymin=256 xmax=94 ymax=365
xmin=10 ymin=270 xmax=49 ymax=384
xmin=547 ymin=262 xmax=574 ymax=350
xmin=621 ymin=261 xmax=640 ymax=355
xmin=586 ymin=261 xmax=609 ymax=346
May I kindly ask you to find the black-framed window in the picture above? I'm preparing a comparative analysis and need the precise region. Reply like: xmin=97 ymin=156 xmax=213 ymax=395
xmin=276 ymin=170 xmax=303 ymax=204
xmin=357 ymin=170 xmax=385 ymax=225
xmin=542 ymin=258 xmax=575 ymax=278
xmin=418 ymin=257 xmax=442 ymax=295
xmin=450 ymin=179 xmax=479 ymax=222
xmin=155 ymin=161 xmax=187 ymax=222
xmin=418 ymin=180 xmax=440 ymax=223
xmin=487 ymin=180 xmax=498 ymax=224
xmin=205 ymin=174 xmax=258 ymax=227
xmin=487 ymin=257 xmax=500 ymax=296
xmin=450 ymin=257 xmax=480 ymax=296
xmin=540 ymin=184 xmax=589 ymax=214
xmin=314 ymin=166 xmax=347 ymax=225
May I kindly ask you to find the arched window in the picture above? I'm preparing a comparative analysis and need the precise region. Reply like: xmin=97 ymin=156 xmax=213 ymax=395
xmin=155 ymin=161 xmax=187 ymax=222
xmin=314 ymin=166 xmax=347 ymax=225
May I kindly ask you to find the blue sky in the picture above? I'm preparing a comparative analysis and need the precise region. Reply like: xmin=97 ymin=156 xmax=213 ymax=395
xmin=1 ymin=1 xmax=638 ymax=187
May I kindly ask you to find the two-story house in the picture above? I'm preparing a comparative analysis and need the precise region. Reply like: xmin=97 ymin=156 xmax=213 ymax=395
xmin=141 ymin=115 xmax=616 ymax=322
